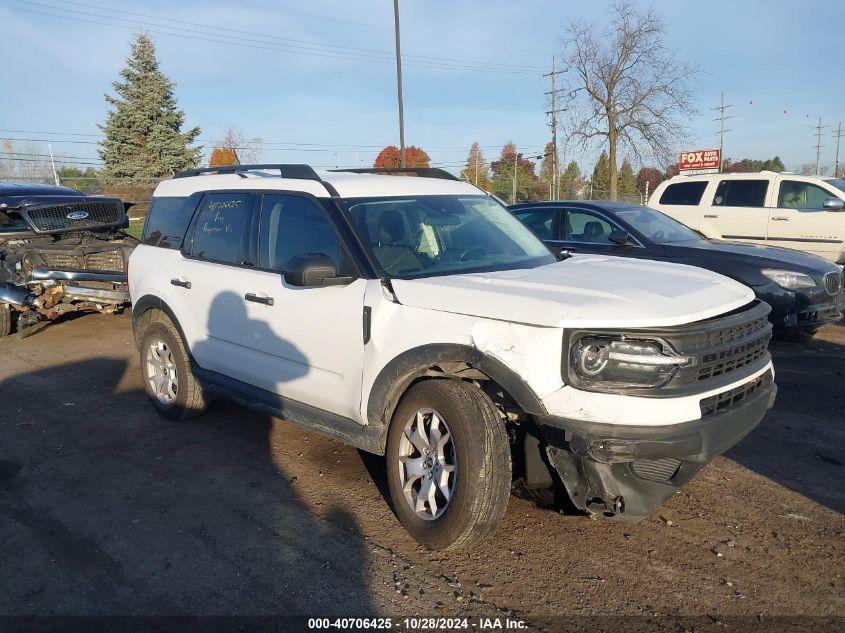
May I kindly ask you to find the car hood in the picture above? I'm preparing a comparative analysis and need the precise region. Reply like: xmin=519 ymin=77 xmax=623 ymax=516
xmin=667 ymin=239 xmax=835 ymax=273
xmin=390 ymin=255 xmax=754 ymax=329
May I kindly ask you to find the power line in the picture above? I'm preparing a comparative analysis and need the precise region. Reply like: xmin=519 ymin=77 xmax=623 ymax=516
xmin=2 ymin=0 xmax=541 ymax=74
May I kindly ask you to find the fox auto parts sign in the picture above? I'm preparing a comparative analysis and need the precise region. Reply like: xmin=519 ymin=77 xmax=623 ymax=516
xmin=679 ymin=149 xmax=721 ymax=174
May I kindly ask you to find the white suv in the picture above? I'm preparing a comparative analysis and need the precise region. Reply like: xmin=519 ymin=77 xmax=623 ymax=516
xmin=650 ymin=171 xmax=845 ymax=264
xmin=129 ymin=164 xmax=776 ymax=549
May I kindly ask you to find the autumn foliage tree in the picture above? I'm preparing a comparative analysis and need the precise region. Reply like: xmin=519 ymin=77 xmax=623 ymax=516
xmin=209 ymin=147 xmax=238 ymax=166
xmin=490 ymin=142 xmax=540 ymax=203
xmin=459 ymin=142 xmax=492 ymax=190
xmin=636 ymin=167 xmax=665 ymax=197
xmin=373 ymin=145 xmax=431 ymax=169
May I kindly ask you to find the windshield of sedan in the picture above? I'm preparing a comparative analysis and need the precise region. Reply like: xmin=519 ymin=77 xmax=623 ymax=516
xmin=614 ymin=206 xmax=703 ymax=244
xmin=338 ymin=195 xmax=555 ymax=279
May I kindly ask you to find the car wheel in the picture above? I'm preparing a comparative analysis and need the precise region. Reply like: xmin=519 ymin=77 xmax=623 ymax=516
xmin=139 ymin=319 xmax=207 ymax=420
xmin=0 ymin=303 xmax=13 ymax=337
xmin=386 ymin=379 xmax=511 ymax=550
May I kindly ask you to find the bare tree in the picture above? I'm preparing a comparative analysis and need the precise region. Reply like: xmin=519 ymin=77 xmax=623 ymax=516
xmin=0 ymin=140 xmax=53 ymax=183
xmin=212 ymin=126 xmax=264 ymax=164
xmin=560 ymin=2 xmax=699 ymax=199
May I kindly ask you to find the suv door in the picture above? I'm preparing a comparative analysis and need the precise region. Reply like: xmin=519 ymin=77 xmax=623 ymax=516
xmin=167 ymin=191 xmax=258 ymax=375
xmin=768 ymin=178 xmax=845 ymax=262
xmin=707 ymin=178 xmax=770 ymax=244
xmin=653 ymin=180 xmax=708 ymax=231
xmin=236 ymin=193 xmax=367 ymax=421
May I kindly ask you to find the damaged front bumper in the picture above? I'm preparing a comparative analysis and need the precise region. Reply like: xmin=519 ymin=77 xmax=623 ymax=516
xmin=535 ymin=372 xmax=776 ymax=523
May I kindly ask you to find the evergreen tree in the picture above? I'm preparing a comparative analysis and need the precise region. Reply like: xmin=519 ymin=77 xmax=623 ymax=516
xmin=590 ymin=152 xmax=611 ymax=197
xmin=617 ymin=158 xmax=637 ymax=198
xmin=99 ymin=33 xmax=201 ymax=185
xmin=560 ymin=161 xmax=582 ymax=197
xmin=459 ymin=142 xmax=492 ymax=190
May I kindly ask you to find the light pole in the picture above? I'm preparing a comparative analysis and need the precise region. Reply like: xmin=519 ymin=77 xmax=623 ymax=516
xmin=393 ymin=0 xmax=406 ymax=168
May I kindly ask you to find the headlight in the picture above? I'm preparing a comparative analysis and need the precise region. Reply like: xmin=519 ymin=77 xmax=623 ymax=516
xmin=569 ymin=336 xmax=692 ymax=390
xmin=761 ymin=269 xmax=816 ymax=289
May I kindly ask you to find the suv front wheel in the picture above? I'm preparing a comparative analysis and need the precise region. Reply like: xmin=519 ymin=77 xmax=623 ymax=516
xmin=139 ymin=316 xmax=207 ymax=421
xmin=386 ymin=379 xmax=511 ymax=550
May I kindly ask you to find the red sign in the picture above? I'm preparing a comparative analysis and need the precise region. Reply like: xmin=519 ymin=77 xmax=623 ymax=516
xmin=679 ymin=149 xmax=721 ymax=172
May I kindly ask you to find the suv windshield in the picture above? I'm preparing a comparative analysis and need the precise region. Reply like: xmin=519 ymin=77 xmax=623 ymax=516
xmin=614 ymin=206 xmax=703 ymax=244
xmin=338 ymin=195 xmax=555 ymax=279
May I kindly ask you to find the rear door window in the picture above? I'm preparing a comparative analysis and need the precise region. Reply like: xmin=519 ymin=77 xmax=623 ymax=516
xmin=188 ymin=192 xmax=257 ymax=265
xmin=658 ymin=181 xmax=707 ymax=205
xmin=712 ymin=180 xmax=768 ymax=207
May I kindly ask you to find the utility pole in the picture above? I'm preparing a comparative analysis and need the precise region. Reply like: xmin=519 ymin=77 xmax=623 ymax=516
xmin=712 ymin=93 xmax=733 ymax=172
xmin=511 ymin=151 xmax=518 ymax=204
xmin=393 ymin=0 xmax=406 ymax=167
xmin=834 ymin=121 xmax=844 ymax=178
xmin=814 ymin=117 xmax=828 ymax=175
xmin=544 ymin=56 xmax=566 ymax=200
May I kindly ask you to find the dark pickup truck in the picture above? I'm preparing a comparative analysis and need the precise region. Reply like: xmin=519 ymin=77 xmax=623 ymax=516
xmin=0 ymin=183 xmax=138 ymax=337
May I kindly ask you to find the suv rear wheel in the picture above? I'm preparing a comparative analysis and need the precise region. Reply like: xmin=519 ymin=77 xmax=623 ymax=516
xmin=0 ymin=304 xmax=13 ymax=338
xmin=386 ymin=379 xmax=511 ymax=550
xmin=139 ymin=316 xmax=207 ymax=420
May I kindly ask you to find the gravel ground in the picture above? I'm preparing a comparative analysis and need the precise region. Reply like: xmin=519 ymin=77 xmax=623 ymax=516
xmin=0 ymin=314 xmax=842 ymax=630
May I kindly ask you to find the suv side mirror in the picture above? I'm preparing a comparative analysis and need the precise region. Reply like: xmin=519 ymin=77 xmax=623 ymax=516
xmin=609 ymin=229 xmax=637 ymax=246
xmin=823 ymin=197 xmax=844 ymax=211
xmin=284 ymin=253 xmax=352 ymax=287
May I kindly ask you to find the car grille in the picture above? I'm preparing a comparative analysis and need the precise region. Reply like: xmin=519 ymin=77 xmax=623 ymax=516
xmin=41 ymin=250 xmax=125 ymax=273
xmin=824 ymin=270 xmax=843 ymax=296
xmin=700 ymin=371 xmax=772 ymax=417
xmin=667 ymin=301 xmax=772 ymax=387
xmin=23 ymin=200 xmax=124 ymax=233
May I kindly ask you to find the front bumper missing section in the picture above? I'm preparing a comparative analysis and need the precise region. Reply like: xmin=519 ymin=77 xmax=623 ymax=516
xmin=535 ymin=373 xmax=777 ymax=523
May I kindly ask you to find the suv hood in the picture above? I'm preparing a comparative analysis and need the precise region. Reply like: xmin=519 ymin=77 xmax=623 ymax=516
xmin=390 ymin=255 xmax=754 ymax=329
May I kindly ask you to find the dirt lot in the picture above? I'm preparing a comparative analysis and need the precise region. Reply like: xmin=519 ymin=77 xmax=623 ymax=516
xmin=0 ymin=315 xmax=843 ymax=629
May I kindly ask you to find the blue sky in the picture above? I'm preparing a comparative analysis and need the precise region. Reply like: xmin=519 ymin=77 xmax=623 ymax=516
xmin=3 ymin=0 xmax=845 ymax=175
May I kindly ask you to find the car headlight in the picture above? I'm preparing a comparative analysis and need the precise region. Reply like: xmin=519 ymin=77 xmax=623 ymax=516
xmin=761 ymin=269 xmax=817 ymax=289
xmin=569 ymin=336 xmax=692 ymax=390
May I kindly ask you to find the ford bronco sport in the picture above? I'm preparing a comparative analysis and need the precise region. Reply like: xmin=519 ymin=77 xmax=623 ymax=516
xmin=130 ymin=164 xmax=776 ymax=550
xmin=0 ymin=183 xmax=137 ymax=337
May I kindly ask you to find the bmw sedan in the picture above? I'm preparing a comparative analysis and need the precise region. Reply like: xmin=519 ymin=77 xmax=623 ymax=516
xmin=510 ymin=200 xmax=844 ymax=332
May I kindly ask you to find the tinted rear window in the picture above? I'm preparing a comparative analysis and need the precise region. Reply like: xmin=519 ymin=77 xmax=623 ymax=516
xmin=142 ymin=196 xmax=199 ymax=249
xmin=659 ymin=181 xmax=707 ymax=206
xmin=713 ymin=180 xmax=768 ymax=207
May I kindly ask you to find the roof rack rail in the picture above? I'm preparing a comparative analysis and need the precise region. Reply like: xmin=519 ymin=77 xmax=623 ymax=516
xmin=173 ymin=164 xmax=322 ymax=181
xmin=330 ymin=167 xmax=459 ymax=181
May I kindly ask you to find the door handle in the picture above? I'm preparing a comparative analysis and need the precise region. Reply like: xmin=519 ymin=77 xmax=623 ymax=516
xmin=170 ymin=278 xmax=191 ymax=289
xmin=244 ymin=292 xmax=274 ymax=306
xmin=771 ymin=216 xmax=790 ymax=221
xmin=703 ymin=214 xmax=719 ymax=219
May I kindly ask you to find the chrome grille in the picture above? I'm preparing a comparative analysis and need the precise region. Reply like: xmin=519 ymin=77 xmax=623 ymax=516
xmin=23 ymin=200 xmax=123 ymax=233
xmin=85 ymin=250 xmax=124 ymax=272
xmin=824 ymin=270 xmax=843 ymax=296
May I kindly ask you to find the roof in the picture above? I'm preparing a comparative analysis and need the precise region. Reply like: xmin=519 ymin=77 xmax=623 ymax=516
xmin=668 ymin=171 xmax=838 ymax=182
xmin=153 ymin=168 xmax=481 ymax=199
xmin=510 ymin=200 xmax=640 ymax=212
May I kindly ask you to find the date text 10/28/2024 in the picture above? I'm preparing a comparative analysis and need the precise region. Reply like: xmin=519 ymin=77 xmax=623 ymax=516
xmin=307 ymin=618 xmax=527 ymax=630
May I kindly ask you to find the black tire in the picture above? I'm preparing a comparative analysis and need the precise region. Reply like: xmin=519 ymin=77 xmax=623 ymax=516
xmin=385 ymin=379 xmax=511 ymax=550
xmin=138 ymin=316 xmax=207 ymax=421
xmin=0 ymin=303 xmax=13 ymax=338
